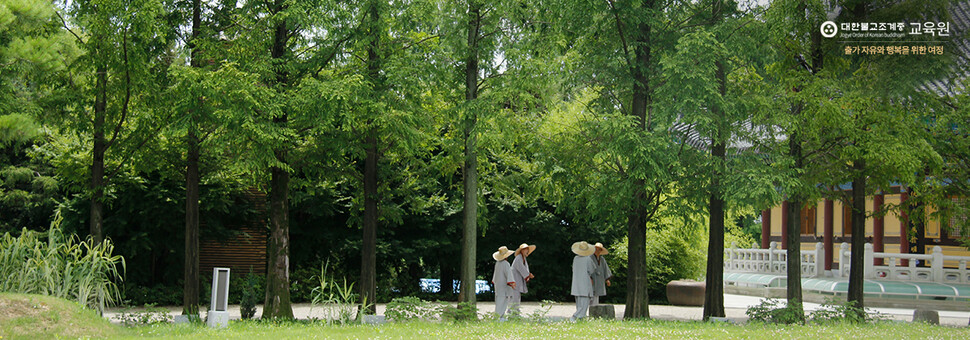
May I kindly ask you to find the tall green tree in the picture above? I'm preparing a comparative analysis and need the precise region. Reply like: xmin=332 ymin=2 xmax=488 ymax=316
xmin=182 ymin=0 xmax=203 ymax=317
xmin=766 ymin=0 xmax=952 ymax=319
xmin=547 ymin=0 xmax=740 ymax=319
xmin=0 ymin=0 xmax=78 ymax=232
xmin=64 ymin=0 xmax=167 ymax=244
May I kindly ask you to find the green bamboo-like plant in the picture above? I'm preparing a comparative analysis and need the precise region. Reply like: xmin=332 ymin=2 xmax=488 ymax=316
xmin=310 ymin=261 xmax=367 ymax=324
xmin=0 ymin=213 xmax=125 ymax=312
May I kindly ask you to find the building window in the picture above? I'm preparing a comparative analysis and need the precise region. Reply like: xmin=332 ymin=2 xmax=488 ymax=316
xmin=801 ymin=204 xmax=817 ymax=235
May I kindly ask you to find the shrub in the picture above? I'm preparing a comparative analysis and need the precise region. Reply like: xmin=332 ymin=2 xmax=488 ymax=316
xmin=385 ymin=296 xmax=445 ymax=322
xmin=117 ymin=303 xmax=172 ymax=327
xmin=745 ymin=298 xmax=805 ymax=324
xmin=441 ymin=302 xmax=478 ymax=323
xmin=123 ymin=284 xmax=181 ymax=306
xmin=610 ymin=216 xmax=705 ymax=303
xmin=527 ymin=300 xmax=556 ymax=322
xmin=809 ymin=298 xmax=885 ymax=324
xmin=310 ymin=261 xmax=363 ymax=324
xmin=239 ymin=270 xmax=260 ymax=319
xmin=0 ymin=214 xmax=125 ymax=312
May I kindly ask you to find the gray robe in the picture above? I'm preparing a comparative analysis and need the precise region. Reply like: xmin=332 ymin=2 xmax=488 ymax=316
xmin=570 ymin=255 xmax=596 ymax=297
xmin=492 ymin=260 xmax=514 ymax=298
xmin=592 ymin=255 xmax=612 ymax=296
xmin=511 ymin=254 xmax=530 ymax=293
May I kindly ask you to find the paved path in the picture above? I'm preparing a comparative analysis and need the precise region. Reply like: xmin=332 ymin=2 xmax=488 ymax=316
xmin=104 ymin=294 xmax=970 ymax=326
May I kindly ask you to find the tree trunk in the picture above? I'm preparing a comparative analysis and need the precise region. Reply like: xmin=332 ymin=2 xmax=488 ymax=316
xmin=183 ymin=131 xmax=200 ymax=316
xmin=361 ymin=134 xmax=378 ymax=314
xmin=703 ymin=165 xmax=725 ymax=320
xmin=359 ymin=0 xmax=383 ymax=315
xmin=90 ymin=63 xmax=107 ymax=245
xmin=624 ymin=197 xmax=650 ymax=319
xmin=458 ymin=0 xmax=481 ymax=307
xmin=264 ymin=159 xmax=293 ymax=319
xmin=182 ymin=0 xmax=202 ymax=317
xmin=262 ymin=0 xmax=293 ymax=319
xmin=786 ymin=130 xmax=804 ymax=320
xmin=846 ymin=158 xmax=866 ymax=318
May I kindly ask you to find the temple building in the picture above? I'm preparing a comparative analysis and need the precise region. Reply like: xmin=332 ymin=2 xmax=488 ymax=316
xmin=760 ymin=187 xmax=969 ymax=275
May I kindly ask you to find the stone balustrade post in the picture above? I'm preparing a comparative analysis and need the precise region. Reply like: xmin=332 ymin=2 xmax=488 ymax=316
xmin=839 ymin=243 xmax=850 ymax=277
xmin=864 ymin=243 xmax=874 ymax=279
xmin=769 ymin=241 xmax=777 ymax=273
xmin=815 ymin=242 xmax=824 ymax=278
xmin=932 ymin=246 xmax=944 ymax=282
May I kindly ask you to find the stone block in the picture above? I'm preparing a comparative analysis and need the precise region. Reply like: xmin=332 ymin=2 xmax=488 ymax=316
xmin=207 ymin=310 xmax=229 ymax=328
xmin=913 ymin=309 xmax=939 ymax=325
xmin=666 ymin=280 xmax=705 ymax=306
xmin=589 ymin=305 xmax=615 ymax=319
xmin=173 ymin=315 xmax=190 ymax=324
xmin=361 ymin=314 xmax=386 ymax=325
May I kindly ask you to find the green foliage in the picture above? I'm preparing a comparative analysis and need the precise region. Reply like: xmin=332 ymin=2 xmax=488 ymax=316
xmin=745 ymin=298 xmax=804 ymax=325
xmin=0 ymin=293 xmax=119 ymax=338
xmin=0 ymin=214 xmax=125 ymax=312
xmin=745 ymin=297 xmax=885 ymax=325
xmin=441 ymin=301 xmax=478 ymax=323
xmin=610 ymin=214 xmax=705 ymax=303
xmin=309 ymin=261 xmax=363 ymax=324
xmin=525 ymin=300 xmax=555 ymax=323
xmin=240 ymin=270 xmax=261 ymax=320
xmin=385 ymin=296 xmax=446 ymax=322
xmin=0 ymin=114 xmax=41 ymax=146
xmin=808 ymin=298 xmax=886 ymax=324
xmin=123 ymin=284 xmax=180 ymax=306
xmin=116 ymin=303 xmax=172 ymax=327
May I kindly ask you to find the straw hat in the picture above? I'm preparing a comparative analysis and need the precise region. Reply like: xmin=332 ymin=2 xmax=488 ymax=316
xmin=492 ymin=246 xmax=514 ymax=261
xmin=515 ymin=243 xmax=537 ymax=256
xmin=571 ymin=241 xmax=595 ymax=257
xmin=594 ymin=242 xmax=610 ymax=255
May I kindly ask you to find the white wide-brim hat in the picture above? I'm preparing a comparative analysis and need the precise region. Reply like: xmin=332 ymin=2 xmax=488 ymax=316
xmin=594 ymin=242 xmax=609 ymax=255
xmin=515 ymin=243 xmax=536 ymax=256
xmin=493 ymin=246 xmax=514 ymax=261
xmin=571 ymin=241 xmax=595 ymax=257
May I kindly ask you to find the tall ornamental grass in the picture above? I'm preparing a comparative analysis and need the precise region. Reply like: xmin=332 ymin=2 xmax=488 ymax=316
xmin=0 ymin=214 xmax=125 ymax=312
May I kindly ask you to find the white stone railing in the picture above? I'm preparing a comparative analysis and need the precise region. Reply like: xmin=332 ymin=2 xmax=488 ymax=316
xmin=837 ymin=243 xmax=970 ymax=284
xmin=724 ymin=241 xmax=823 ymax=278
xmin=725 ymin=241 xmax=970 ymax=284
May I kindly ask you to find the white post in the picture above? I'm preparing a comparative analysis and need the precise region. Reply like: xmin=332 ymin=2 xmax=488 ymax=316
xmin=960 ymin=260 xmax=967 ymax=283
xmin=730 ymin=242 xmax=737 ymax=271
xmin=769 ymin=241 xmax=777 ymax=274
xmin=815 ymin=242 xmax=824 ymax=278
xmin=864 ymin=243 xmax=874 ymax=279
xmin=208 ymin=267 xmax=231 ymax=328
xmin=932 ymin=246 xmax=944 ymax=282
xmin=839 ymin=243 xmax=850 ymax=277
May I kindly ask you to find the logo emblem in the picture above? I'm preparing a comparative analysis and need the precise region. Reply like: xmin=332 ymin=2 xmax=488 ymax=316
xmin=821 ymin=21 xmax=838 ymax=38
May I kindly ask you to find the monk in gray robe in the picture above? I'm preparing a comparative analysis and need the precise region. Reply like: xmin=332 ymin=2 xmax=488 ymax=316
xmin=510 ymin=243 xmax=535 ymax=313
xmin=592 ymin=242 xmax=612 ymax=305
xmin=570 ymin=241 xmax=596 ymax=321
xmin=491 ymin=246 xmax=515 ymax=319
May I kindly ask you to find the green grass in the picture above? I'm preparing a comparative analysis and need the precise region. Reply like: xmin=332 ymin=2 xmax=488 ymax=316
xmin=0 ymin=293 xmax=119 ymax=339
xmin=2 ymin=293 xmax=969 ymax=339
xmin=119 ymin=319 xmax=970 ymax=339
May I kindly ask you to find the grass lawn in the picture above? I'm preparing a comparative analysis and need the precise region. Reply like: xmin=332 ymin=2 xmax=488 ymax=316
xmin=120 ymin=319 xmax=970 ymax=339
xmin=2 ymin=293 xmax=969 ymax=339
xmin=0 ymin=293 xmax=119 ymax=339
